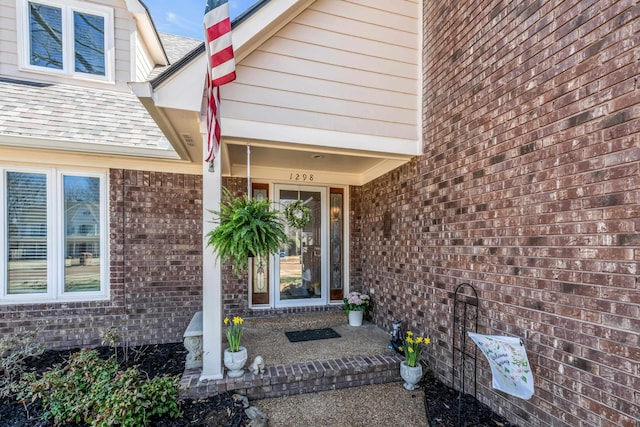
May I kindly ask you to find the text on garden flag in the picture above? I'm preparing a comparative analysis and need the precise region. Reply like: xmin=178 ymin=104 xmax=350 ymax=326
xmin=468 ymin=332 xmax=534 ymax=400
xmin=203 ymin=0 xmax=236 ymax=165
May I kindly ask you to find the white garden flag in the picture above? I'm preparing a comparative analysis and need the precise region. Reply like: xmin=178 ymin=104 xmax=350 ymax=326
xmin=468 ymin=332 xmax=534 ymax=400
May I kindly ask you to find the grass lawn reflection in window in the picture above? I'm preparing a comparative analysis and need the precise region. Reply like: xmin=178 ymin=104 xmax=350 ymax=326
xmin=64 ymin=176 xmax=101 ymax=293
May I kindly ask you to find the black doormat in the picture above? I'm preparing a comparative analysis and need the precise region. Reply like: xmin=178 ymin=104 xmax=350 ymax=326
xmin=285 ymin=327 xmax=341 ymax=343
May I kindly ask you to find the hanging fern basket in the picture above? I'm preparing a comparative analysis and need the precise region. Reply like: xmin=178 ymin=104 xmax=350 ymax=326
xmin=206 ymin=188 xmax=287 ymax=277
xmin=285 ymin=200 xmax=312 ymax=229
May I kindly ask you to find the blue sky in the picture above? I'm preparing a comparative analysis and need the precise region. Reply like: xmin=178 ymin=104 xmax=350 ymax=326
xmin=143 ymin=0 xmax=259 ymax=40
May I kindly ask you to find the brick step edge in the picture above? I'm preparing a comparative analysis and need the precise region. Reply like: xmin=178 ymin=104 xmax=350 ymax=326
xmin=180 ymin=353 xmax=405 ymax=400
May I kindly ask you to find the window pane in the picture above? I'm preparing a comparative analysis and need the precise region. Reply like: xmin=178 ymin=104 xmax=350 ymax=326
xmin=29 ymin=2 xmax=63 ymax=69
xmin=64 ymin=176 xmax=101 ymax=292
xmin=7 ymin=172 xmax=48 ymax=294
xmin=73 ymin=12 xmax=105 ymax=76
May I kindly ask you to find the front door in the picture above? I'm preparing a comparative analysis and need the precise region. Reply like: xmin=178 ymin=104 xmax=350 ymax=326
xmin=274 ymin=185 xmax=327 ymax=307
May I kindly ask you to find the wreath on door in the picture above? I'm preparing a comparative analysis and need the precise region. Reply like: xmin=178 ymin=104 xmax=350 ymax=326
xmin=285 ymin=200 xmax=312 ymax=229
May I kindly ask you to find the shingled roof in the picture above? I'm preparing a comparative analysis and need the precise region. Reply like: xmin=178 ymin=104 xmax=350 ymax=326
xmin=0 ymin=29 xmax=208 ymax=158
xmin=148 ymin=33 xmax=204 ymax=82
xmin=0 ymin=77 xmax=176 ymax=157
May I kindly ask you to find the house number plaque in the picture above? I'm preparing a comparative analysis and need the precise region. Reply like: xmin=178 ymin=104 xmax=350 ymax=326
xmin=289 ymin=172 xmax=315 ymax=182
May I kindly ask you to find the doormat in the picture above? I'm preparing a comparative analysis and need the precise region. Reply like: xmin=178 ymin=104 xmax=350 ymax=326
xmin=285 ymin=327 xmax=341 ymax=343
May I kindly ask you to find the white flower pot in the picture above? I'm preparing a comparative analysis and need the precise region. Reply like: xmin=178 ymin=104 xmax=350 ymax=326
xmin=224 ymin=346 xmax=248 ymax=378
xmin=400 ymin=361 xmax=423 ymax=390
xmin=348 ymin=310 xmax=364 ymax=326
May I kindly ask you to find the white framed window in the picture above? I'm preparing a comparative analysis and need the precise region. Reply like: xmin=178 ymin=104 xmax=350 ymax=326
xmin=0 ymin=166 xmax=109 ymax=304
xmin=16 ymin=0 xmax=114 ymax=81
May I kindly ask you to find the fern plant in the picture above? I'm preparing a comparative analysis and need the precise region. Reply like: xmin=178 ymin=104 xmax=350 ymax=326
xmin=206 ymin=187 xmax=287 ymax=276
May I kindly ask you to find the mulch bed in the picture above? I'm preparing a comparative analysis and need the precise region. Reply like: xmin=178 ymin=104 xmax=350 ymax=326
xmin=2 ymin=343 xmax=516 ymax=426
xmin=1 ymin=343 xmax=249 ymax=427
xmin=421 ymin=371 xmax=517 ymax=426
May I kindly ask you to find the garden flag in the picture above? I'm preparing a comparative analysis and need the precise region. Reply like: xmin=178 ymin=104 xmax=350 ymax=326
xmin=468 ymin=332 xmax=534 ymax=400
xmin=203 ymin=0 xmax=236 ymax=168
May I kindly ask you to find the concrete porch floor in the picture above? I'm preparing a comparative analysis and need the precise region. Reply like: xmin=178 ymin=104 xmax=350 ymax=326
xmin=179 ymin=311 xmax=404 ymax=400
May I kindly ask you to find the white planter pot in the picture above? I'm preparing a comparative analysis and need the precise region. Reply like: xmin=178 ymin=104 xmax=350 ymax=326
xmin=224 ymin=347 xmax=248 ymax=378
xmin=400 ymin=361 xmax=423 ymax=390
xmin=348 ymin=310 xmax=364 ymax=326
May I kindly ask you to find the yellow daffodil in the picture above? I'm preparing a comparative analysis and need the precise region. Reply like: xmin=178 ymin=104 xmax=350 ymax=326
xmin=402 ymin=330 xmax=431 ymax=367
xmin=224 ymin=315 xmax=244 ymax=352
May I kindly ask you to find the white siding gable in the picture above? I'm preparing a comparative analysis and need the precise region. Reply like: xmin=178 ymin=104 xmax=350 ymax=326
xmin=223 ymin=0 xmax=421 ymax=153
xmin=0 ymin=1 xmax=21 ymax=78
xmin=134 ymin=31 xmax=154 ymax=82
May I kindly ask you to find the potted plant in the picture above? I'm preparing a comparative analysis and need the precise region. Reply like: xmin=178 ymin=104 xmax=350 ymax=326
xmin=398 ymin=331 xmax=431 ymax=390
xmin=206 ymin=187 xmax=287 ymax=276
xmin=343 ymin=291 xmax=371 ymax=326
xmin=223 ymin=315 xmax=247 ymax=378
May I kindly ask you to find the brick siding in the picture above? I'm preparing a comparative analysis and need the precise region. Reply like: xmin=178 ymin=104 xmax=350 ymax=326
xmin=352 ymin=1 xmax=640 ymax=426
xmin=0 ymin=169 xmax=203 ymax=348
xmin=2 ymin=1 xmax=637 ymax=424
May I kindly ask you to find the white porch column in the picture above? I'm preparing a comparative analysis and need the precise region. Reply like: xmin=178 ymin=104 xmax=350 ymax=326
xmin=201 ymin=147 xmax=223 ymax=380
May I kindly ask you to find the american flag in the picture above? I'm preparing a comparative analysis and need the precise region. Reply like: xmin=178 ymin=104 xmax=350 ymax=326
xmin=204 ymin=0 xmax=236 ymax=165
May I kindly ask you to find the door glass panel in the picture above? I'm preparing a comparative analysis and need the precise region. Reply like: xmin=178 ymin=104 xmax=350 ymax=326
xmin=279 ymin=189 xmax=322 ymax=301
xmin=253 ymin=255 xmax=268 ymax=294
xmin=251 ymin=184 xmax=269 ymax=305
xmin=329 ymin=189 xmax=344 ymax=301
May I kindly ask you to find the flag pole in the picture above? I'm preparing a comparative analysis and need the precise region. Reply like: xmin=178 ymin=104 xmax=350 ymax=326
xmin=247 ymin=144 xmax=251 ymax=198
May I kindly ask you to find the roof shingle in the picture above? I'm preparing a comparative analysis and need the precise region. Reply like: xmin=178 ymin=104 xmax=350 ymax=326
xmin=147 ymin=33 xmax=204 ymax=82
xmin=0 ymin=77 xmax=174 ymax=155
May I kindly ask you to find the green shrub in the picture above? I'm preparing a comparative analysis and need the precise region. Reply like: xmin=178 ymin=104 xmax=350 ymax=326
xmin=0 ymin=330 xmax=44 ymax=398
xmin=20 ymin=349 xmax=182 ymax=426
